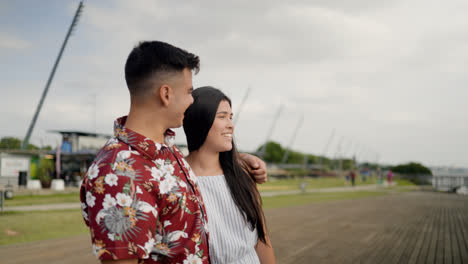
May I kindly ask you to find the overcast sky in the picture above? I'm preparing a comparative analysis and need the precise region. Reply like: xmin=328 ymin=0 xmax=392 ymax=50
xmin=1 ymin=0 xmax=467 ymax=167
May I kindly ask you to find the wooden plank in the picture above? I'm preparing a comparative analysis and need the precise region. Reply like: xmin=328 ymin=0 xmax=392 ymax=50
xmin=444 ymin=207 xmax=453 ymax=264
xmin=434 ymin=206 xmax=445 ymax=264
xmin=451 ymin=208 xmax=462 ymax=264
xmin=417 ymin=206 xmax=439 ymax=264
xmin=358 ymin=225 xmax=392 ymax=263
xmin=408 ymin=208 xmax=436 ymax=264
xmin=455 ymin=207 xmax=468 ymax=263
xmin=382 ymin=201 xmax=431 ymax=263
xmin=382 ymin=218 xmax=406 ymax=263
xmin=426 ymin=207 xmax=441 ymax=263
xmin=382 ymin=225 xmax=406 ymax=264
xmin=358 ymin=212 xmax=401 ymax=263
xmin=397 ymin=212 xmax=428 ymax=264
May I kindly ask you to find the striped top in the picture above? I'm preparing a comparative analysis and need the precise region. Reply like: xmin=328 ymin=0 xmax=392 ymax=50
xmin=197 ymin=175 xmax=260 ymax=264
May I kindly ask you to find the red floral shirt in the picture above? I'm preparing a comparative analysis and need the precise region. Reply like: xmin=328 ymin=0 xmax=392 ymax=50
xmin=80 ymin=116 xmax=210 ymax=263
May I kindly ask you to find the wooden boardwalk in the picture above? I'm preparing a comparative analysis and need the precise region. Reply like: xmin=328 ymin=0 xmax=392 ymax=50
xmin=352 ymin=194 xmax=468 ymax=263
xmin=0 ymin=191 xmax=467 ymax=263
xmin=268 ymin=191 xmax=468 ymax=263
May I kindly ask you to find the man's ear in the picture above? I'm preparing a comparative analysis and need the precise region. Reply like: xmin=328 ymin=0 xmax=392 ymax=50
xmin=159 ymin=85 xmax=171 ymax=107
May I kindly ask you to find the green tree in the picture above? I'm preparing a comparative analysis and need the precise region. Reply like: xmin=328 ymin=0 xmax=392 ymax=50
xmin=41 ymin=145 xmax=53 ymax=151
xmin=392 ymin=162 xmax=432 ymax=175
xmin=257 ymin=141 xmax=285 ymax=163
xmin=27 ymin=144 xmax=39 ymax=150
xmin=306 ymin=154 xmax=318 ymax=165
xmin=0 ymin=137 xmax=22 ymax=149
xmin=361 ymin=162 xmax=380 ymax=170
xmin=316 ymin=156 xmax=331 ymax=169
xmin=0 ymin=136 xmax=43 ymax=150
xmin=342 ymin=159 xmax=355 ymax=170
xmin=286 ymin=151 xmax=304 ymax=164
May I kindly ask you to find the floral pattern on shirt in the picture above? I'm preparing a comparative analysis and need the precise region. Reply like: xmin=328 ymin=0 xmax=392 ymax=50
xmin=80 ymin=116 xmax=210 ymax=263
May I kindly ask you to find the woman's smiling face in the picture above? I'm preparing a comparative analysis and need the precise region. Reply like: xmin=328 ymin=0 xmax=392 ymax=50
xmin=203 ymin=99 xmax=234 ymax=153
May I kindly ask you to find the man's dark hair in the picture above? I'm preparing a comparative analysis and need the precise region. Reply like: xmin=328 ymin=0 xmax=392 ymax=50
xmin=183 ymin=86 xmax=267 ymax=244
xmin=124 ymin=41 xmax=200 ymax=96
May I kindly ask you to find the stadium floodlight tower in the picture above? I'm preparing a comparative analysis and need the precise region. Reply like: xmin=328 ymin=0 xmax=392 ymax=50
xmin=233 ymin=86 xmax=251 ymax=126
xmin=22 ymin=1 xmax=84 ymax=149
xmin=258 ymin=104 xmax=283 ymax=159
xmin=281 ymin=114 xmax=304 ymax=164
xmin=333 ymin=136 xmax=344 ymax=174
xmin=319 ymin=128 xmax=335 ymax=172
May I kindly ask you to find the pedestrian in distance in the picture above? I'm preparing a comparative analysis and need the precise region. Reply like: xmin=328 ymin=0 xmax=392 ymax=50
xmin=349 ymin=170 xmax=356 ymax=187
xmin=387 ymin=169 xmax=394 ymax=186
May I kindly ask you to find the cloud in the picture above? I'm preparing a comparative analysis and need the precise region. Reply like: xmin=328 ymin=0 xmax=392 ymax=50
xmin=2 ymin=0 xmax=468 ymax=167
xmin=0 ymin=32 xmax=30 ymax=50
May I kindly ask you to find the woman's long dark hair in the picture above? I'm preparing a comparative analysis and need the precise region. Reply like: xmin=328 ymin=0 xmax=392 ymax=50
xmin=183 ymin=86 xmax=266 ymax=243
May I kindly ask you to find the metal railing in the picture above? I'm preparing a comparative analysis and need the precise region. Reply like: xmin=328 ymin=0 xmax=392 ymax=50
xmin=433 ymin=175 xmax=468 ymax=191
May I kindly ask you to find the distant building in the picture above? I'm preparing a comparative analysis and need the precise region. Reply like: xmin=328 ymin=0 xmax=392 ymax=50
xmin=50 ymin=130 xmax=111 ymax=153
xmin=1 ymin=131 xmax=112 ymax=188
xmin=0 ymin=150 xmax=43 ymax=188
xmin=1 ymin=131 xmax=189 ymax=189
xmin=50 ymin=130 xmax=111 ymax=186
xmin=430 ymin=166 xmax=468 ymax=191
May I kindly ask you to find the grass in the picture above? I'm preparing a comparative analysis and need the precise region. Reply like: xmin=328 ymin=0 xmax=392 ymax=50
xmin=2 ymin=177 xmax=414 ymax=207
xmin=394 ymin=179 xmax=417 ymax=186
xmin=0 ymin=177 xmax=414 ymax=246
xmin=258 ymin=177 xmax=416 ymax=192
xmin=0 ymin=209 xmax=88 ymax=245
xmin=4 ymin=192 xmax=80 ymax=207
xmin=3 ymin=178 xmax=360 ymax=206
xmin=0 ymin=189 xmax=394 ymax=246
xmin=262 ymin=190 xmax=388 ymax=209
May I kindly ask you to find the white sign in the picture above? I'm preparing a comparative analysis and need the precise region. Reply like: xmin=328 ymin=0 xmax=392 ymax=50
xmin=1 ymin=157 xmax=30 ymax=177
xmin=78 ymin=136 xmax=109 ymax=151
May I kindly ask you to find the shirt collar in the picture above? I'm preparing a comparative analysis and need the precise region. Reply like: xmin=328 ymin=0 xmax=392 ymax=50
xmin=113 ymin=116 xmax=176 ymax=159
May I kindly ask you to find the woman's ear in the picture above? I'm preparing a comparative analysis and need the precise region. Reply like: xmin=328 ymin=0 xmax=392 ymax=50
xmin=159 ymin=85 xmax=171 ymax=107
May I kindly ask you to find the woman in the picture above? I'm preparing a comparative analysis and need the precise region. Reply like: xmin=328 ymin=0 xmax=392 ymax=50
xmin=183 ymin=86 xmax=276 ymax=263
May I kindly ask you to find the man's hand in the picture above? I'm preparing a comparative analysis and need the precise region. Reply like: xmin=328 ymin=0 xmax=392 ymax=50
xmin=239 ymin=153 xmax=268 ymax=184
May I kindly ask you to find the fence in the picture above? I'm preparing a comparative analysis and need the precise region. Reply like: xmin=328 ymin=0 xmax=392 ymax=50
xmin=432 ymin=175 xmax=468 ymax=191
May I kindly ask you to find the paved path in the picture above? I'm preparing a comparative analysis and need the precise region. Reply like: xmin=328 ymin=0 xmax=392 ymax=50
xmin=3 ymin=203 xmax=81 ymax=212
xmin=1 ymin=191 xmax=467 ymax=263
xmin=260 ymin=183 xmax=400 ymax=197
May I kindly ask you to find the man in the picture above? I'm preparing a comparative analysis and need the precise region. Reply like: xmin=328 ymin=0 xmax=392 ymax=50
xmin=80 ymin=41 xmax=267 ymax=264
xmin=387 ymin=170 xmax=393 ymax=186
xmin=350 ymin=170 xmax=356 ymax=186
